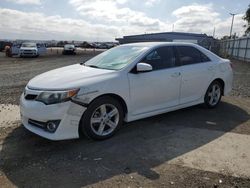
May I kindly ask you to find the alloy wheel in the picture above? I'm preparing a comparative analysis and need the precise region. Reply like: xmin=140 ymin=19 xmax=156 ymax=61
xmin=90 ymin=104 xmax=119 ymax=136
xmin=207 ymin=84 xmax=221 ymax=106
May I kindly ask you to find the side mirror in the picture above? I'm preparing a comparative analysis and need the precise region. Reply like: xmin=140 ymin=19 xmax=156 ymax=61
xmin=136 ymin=63 xmax=153 ymax=72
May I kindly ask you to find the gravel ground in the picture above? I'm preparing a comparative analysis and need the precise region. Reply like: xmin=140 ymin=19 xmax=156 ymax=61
xmin=0 ymin=53 xmax=250 ymax=188
xmin=231 ymin=59 xmax=250 ymax=98
xmin=0 ymin=50 xmax=99 ymax=105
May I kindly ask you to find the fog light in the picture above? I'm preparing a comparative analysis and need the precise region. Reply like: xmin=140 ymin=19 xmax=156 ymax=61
xmin=46 ymin=121 xmax=58 ymax=133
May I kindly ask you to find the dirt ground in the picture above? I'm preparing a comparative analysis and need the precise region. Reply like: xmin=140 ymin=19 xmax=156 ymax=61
xmin=0 ymin=51 xmax=250 ymax=188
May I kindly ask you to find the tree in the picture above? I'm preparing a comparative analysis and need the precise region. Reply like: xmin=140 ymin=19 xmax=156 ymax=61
xmin=57 ymin=41 xmax=64 ymax=47
xmin=243 ymin=5 xmax=250 ymax=34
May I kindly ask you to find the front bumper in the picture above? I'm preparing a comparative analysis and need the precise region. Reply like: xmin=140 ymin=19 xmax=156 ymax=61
xmin=63 ymin=49 xmax=76 ymax=54
xmin=19 ymin=51 xmax=38 ymax=57
xmin=20 ymin=91 xmax=86 ymax=140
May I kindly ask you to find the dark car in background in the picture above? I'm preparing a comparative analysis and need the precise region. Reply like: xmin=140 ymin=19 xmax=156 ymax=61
xmin=62 ymin=44 xmax=76 ymax=55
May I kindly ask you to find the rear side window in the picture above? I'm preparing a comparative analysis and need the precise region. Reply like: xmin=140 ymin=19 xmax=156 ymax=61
xmin=176 ymin=46 xmax=210 ymax=65
xmin=200 ymin=51 xmax=210 ymax=62
xmin=143 ymin=46 xmax=176 ymax=70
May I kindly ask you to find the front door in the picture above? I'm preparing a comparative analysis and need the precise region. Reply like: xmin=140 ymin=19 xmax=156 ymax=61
xmin=128 ymin=46 xmax=181 ymax=116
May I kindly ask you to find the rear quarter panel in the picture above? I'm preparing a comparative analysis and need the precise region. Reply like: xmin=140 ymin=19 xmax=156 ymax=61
xmin=209 ymin=59 xmax=233 ymax=96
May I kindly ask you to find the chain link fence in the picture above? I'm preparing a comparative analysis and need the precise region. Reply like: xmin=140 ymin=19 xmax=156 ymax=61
xmin=219 ymin=37 xmax=250 ymax=62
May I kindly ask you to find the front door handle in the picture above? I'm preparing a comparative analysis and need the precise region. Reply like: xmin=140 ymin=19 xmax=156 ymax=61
xmin=171 ymin=72 xmax=181 ymax=77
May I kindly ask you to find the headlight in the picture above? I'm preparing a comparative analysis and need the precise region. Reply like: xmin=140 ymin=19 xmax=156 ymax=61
xmin=36 ymin=89 xmax=79 ymax=105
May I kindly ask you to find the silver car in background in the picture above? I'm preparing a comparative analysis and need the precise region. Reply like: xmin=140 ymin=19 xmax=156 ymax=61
xmin=19 ymin=42 xmax=39 ymax=57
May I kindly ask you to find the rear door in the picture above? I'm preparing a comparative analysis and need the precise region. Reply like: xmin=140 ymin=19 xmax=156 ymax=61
xmin=128 ymin=46 xmax=181 ymax=115
xmin=176 ymin=46 xmax=215 ymax=104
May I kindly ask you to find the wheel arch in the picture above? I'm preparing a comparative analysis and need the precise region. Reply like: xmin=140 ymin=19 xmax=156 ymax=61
xmin=78 ymin=93 xmax=128 ymax=137
xmin=209 ymin=78 xmax=225 ymax=95
xmin=91 ymin=93 xmax=128 ymax=115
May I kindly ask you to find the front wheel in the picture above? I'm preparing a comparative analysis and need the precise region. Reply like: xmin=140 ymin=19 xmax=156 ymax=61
xmin=80 ymin=96 xmax=124 ymax=140
xmin=204 ymin=81 xmax=222 ymax=108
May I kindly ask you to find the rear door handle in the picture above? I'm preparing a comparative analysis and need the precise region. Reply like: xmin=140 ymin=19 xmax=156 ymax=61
xmin=171 ymin=72 xmax=181 ymax=77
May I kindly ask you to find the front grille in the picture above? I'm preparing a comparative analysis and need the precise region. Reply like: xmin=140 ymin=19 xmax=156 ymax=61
xmin=25 ymin=94 xmax=38 ymax=100
xmin=23 ymin=52 xmax=35 ymax=54
xmin=28 ymin=119 xmax=46 ymax=129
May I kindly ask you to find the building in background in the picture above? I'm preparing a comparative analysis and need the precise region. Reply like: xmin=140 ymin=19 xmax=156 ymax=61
xmin=116 ymin=32 xmax=218 ymax=53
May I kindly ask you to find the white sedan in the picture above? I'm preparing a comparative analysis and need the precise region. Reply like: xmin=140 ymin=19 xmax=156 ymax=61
xmin=20 ymin=42 xmax=233 ymax=140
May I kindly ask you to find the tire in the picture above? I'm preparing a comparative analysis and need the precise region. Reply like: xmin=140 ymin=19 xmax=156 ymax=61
xmin=204 ymin=81 xmax=222 ymax=108
xmin=80 ymin=96 xmax=124 ymax=140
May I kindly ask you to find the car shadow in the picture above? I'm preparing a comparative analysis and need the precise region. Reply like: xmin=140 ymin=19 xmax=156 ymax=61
xmin=0 ymin=101 xmax=249 ymax=187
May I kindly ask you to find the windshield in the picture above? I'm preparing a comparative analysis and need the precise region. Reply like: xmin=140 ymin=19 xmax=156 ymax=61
xmin=21 ymin=43 xmax=37 ymax=48
xmin=65 ymin=44 xmax=75 ymax=48
xmin=84 ymin=45 xmax=149 ymax=70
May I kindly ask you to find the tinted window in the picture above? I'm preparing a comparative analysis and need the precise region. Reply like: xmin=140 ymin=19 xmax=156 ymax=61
xmin=177 ymin=46 xmax=210 ymax=65
xmin=200 ymin=51 xmax=210 ymax=62
xmin=143 ymin=46 xmax=176 ymax=70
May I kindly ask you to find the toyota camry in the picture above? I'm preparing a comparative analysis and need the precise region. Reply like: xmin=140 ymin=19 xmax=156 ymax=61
xmin=20 ymin=42 xmax=233 ymax=140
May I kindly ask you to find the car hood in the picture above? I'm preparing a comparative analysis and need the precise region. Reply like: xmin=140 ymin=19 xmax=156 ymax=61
xmin=27 ymin=64 xmax=116 ymax=90
xmin=20 ymin=47 xmax=37 ymax=50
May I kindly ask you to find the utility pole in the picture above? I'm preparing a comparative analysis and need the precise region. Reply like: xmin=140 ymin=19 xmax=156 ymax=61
xmin=229 ymin=13 xmax=237 ymax=38
xmin=213 ymin=27 xmax=216 ymax=38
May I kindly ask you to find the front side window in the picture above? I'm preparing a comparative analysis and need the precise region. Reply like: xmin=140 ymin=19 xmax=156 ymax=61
xmin=142 ymin=46 xmax=176 ymax=70
xmin=176 ymin=46 xmax=211 ymax=65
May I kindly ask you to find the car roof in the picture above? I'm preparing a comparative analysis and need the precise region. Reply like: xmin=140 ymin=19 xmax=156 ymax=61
xmin=122 ymin=42 xmax=199 ymax=48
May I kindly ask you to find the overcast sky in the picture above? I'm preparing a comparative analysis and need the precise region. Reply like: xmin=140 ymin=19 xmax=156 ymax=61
xmin=0 ymin=0 xmax=249 ymax=41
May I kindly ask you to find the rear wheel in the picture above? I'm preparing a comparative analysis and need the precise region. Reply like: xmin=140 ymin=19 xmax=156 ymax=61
xmin=204 ymin=81 xmax=222 ymax=108
xmin=80 ymin=96 xmax=124 ymax=140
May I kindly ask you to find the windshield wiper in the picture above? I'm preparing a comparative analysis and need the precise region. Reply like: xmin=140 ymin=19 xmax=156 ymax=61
xmin=82 ymin=64 xmax=114 ymax=70
xmin=86 ymin=65 xmax=101 ymax=69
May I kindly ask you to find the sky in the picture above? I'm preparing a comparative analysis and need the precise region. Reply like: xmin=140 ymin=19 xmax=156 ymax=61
xmin=0 ymin=0 xmax=249 ymax=41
